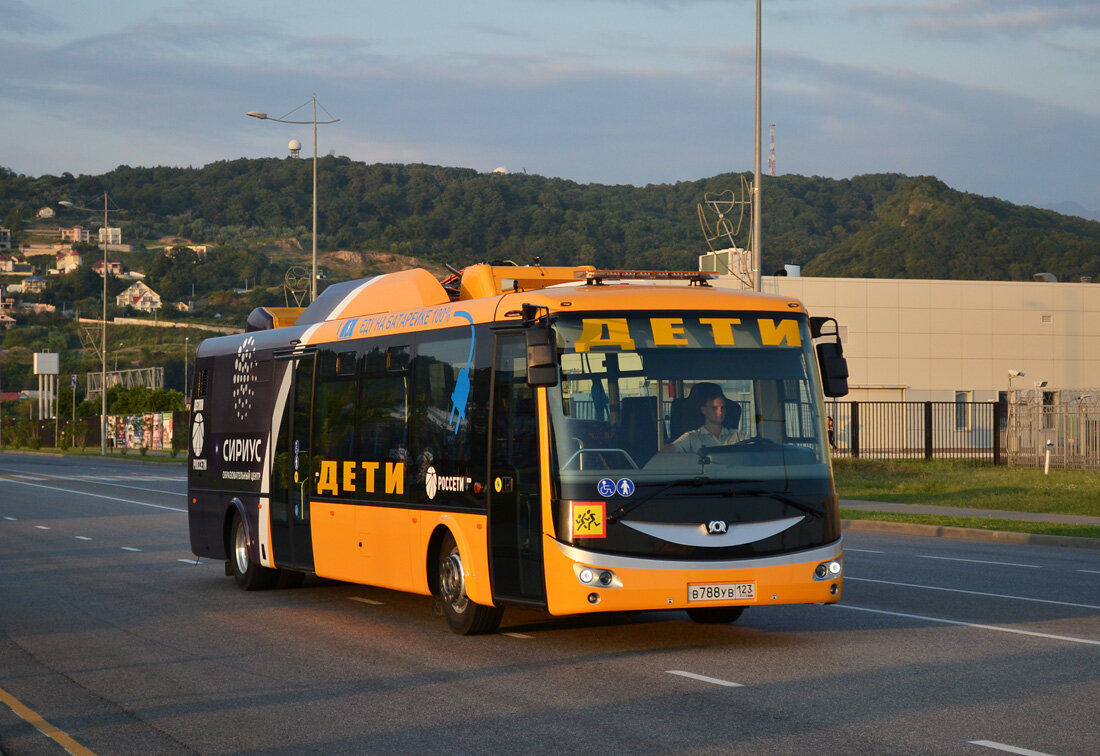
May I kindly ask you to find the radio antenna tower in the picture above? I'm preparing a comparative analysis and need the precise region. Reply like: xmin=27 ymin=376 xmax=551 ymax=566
xmin=768 ymin=123 xmax=776 ymax=177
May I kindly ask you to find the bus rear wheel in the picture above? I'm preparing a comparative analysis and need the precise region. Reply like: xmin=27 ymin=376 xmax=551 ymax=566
xmin=230 ymin=511 xmax=278 ymax=590
xmin=437 ymin=532 xmax=503 ymax=635
xmin=686 ymin=606 xmax=745 ymax=624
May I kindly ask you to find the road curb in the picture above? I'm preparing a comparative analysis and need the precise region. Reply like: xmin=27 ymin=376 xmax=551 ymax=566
xmin=842 ymin=519 xmax=1100 ymax=551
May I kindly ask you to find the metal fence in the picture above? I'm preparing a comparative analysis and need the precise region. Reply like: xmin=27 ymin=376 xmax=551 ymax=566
xmin=1006 ymin=392 xmax=1100 ymax=470
xmin=825 ymin=401 xmax=1002 ymax=462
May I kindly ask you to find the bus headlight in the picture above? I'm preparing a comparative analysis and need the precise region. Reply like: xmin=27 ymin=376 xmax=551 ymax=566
xmin=574 ymin=564 xmax=622 ymax=588
xmin=813 ymin=559 xmax=843 ymax=580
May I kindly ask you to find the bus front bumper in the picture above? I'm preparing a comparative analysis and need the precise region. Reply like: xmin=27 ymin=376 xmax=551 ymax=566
xmin=542 ymin=536 xmax=844 ymax=616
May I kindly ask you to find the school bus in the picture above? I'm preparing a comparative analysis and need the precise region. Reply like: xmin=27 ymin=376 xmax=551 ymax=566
xmin=187 ymin=264 xmax=849 ymax=634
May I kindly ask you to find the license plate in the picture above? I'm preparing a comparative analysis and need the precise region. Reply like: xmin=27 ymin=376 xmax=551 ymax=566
xmin=688 ymin=582 xmax=755 ymax=602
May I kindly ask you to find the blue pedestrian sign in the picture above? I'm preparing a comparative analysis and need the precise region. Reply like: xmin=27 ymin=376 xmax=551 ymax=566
xmin=616 ymin=478 xmax=636 ymax=497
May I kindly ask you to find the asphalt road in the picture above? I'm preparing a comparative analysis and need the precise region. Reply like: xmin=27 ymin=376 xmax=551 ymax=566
xmin=1 ymin=453 xmax=1097 ymax=755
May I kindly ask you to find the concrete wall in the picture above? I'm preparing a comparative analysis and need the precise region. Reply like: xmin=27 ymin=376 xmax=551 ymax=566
xmin=712 ymin=276 xmax=1100 ymax=402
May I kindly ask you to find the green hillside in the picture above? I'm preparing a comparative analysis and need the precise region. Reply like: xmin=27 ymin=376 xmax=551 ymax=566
xmin=3 ymin=161 xmax=1099 ymax=283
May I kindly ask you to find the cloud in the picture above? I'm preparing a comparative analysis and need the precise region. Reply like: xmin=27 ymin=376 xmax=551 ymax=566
xmin=0 ymin=0 xmax=59 ymax=35
xmin=1 ymin=4 xmax=1098 ymax=213
xmin=854 ymin=0 xmax=1100 ymax=40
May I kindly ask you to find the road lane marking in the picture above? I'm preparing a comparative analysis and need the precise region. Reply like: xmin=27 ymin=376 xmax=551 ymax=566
xmin=0 ymin=686 xmax=96 ymax=756
xmin=968 ymin=740 xmax=1055 ymax=755
xmin=121 ymin=547 xmax=142 ymax=552
xmin=839 ymin=604 xmax=1100 ymax=646
xmin=75 ymin=536 xmax=92 ymax=541
xmin=3 ymin=516 xmax=15 ymax=521
xmin=34 ymin=525 xmax=50 ymax=530
xmin=178 ymin=558 xmax=201 ymax=564
xmin=846 ymin=577 xmax=1100 ymax=610
xmin=501 ymin=632 xmax=533 ymax=639
xmin=917 ymin=555 xmax=1041 ymax=569
xmin=845 ymin=548 xmax=885 ymax=553
xmin=667 ymin=670 xmax=744 ymax=688
xmin=0 ymin=478 xmax=186 ymax=512
xmin=1078 ymin=569 xmax=1100 ymax=575
xmin=348 ymin=597 xmax=384 ymax=605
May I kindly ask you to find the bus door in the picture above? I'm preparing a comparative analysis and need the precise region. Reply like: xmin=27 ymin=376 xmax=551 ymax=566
xmin=270 ymin=353 xmax=316 ymax=572
xmin=487 ymin=332 xmax=546 ymax=605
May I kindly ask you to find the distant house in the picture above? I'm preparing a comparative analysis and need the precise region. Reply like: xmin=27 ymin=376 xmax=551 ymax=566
xmin=0 ymin=228 xmax=11 ymax=251
xmin=116 ymin=281 xmax=162 ymax=313
xmin=56 ymin=249 xmax=84 ymax=273
xmin=21 ymin=276 xmax=46 ymax=293
xmin=0 ymin=253 xmax=15 ymax=272
xmin=91 ymin=258 xmax=125 ymax=277
xmin=0 ymin=312 xmax=15 ymax=329
xmin=0 ymin=293 xmax=14 ymax=311
xmin=98 ymin=227 xmax=122 ymax=246
xmin=59 ymin=225 xmax=90 ymax=244
xmin=36 ymin=207 xmax=55 ymax=219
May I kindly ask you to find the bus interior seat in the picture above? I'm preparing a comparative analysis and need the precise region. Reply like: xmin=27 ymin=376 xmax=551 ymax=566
xmin=617 ymin=396 xmax=658 ymax=466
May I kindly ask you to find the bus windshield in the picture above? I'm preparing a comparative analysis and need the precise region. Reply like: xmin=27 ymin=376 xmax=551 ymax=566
xmin=547 ymin=311 xmax=829 ymax=490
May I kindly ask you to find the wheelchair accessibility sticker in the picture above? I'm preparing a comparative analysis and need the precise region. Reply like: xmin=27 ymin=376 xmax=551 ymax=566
xmin=597 ymin=477 xmax=635 ymax=497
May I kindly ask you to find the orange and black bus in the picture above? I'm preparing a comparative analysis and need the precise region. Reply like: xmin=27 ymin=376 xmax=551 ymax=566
xmin=187 ymin=264 xmax=849 ymax=634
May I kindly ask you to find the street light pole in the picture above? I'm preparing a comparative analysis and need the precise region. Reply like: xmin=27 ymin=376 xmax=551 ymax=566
xmin=247 ymin=96 xmax=339 ymax=303
xmin=59 ymin=192 xmax=117 ymax=455
xmin=752 ymin=0 xmax=763 ymax=292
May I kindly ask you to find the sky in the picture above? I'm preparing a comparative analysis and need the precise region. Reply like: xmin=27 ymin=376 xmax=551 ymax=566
xmin=2 ymin=0 xmax=1099 ymax=219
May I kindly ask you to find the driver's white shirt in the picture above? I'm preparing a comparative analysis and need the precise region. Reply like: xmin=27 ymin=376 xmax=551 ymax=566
xmin=672 ymin=426 xmax=746 ymax=453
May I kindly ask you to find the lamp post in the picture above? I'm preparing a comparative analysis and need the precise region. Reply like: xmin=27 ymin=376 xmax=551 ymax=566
xmin=59 ymin=193 xmax=120 ymax=455
xmin=247 ymin=95 xmax=339 ymax=303
xmin=184 ymin=336 xmax=190 ymax=406
xmin=751 ymin=0 xmax=763 ymax=292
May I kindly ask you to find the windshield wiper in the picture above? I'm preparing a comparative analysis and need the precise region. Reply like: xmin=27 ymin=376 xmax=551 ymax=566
xmin=607 ymin=477 xmax=763 ymax=524
xmin=680 ymin=487 xmax=825 ymax=518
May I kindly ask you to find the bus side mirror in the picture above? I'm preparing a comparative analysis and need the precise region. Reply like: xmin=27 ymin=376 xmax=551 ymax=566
xmin=523 ymin=303 xmax=559 ymax=387
xmin=810 ymin=316 xmax=849 ymax=397
xmin=816 ymin=341 xmax=849 ymax=397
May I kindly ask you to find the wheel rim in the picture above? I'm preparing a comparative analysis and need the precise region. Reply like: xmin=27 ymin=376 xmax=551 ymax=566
xmin=439 ymin=550 xmax=468 ymax=614
xmin=234 ymin=518 xmax=249 ymax=575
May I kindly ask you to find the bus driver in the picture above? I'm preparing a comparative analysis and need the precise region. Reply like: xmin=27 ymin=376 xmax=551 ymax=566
xmin=664 ymin=382 xmax=746 ymax=454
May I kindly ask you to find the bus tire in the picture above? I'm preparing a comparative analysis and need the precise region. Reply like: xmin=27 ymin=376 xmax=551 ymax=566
xmin=229 ymin=511 xmax=278 ymax=591
xmin=437 ymin=531 xmax=503 ymax=635
xmin=686 ymin=606 xmax=745 ymax=624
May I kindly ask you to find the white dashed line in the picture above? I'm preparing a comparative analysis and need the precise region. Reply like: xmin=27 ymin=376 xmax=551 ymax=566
xmin=120 ymin=547 xmax=142 ymax=552
xmin=839 ymin=604 xmax=1100 ymax=646
xmin=34 ymin=525 xmax=50 ymax=530
xmin=3 ymin=516 xmax=15 ymax=521
xmin=667 ymin=671 xmax=744 ymax=688
xmin=917 ymin=555 xmax=1040 ymax=569
xmin=501 ymin=632 xmax=533 ymax=639
xmin=348 ymin=597 xmax=384 ymax=606
xmin=75 ymin=536 xmax=92 ymax=541
xmin=844 ymin=548 xmax=885 ymax=553
xmin=846 ymin=577 xmax=1100 ymax=610
xmin=968 ymin=739 xmax=1055 ymax=755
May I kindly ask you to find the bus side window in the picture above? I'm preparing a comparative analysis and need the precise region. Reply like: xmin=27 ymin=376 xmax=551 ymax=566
xmin=410 ymin=332 xmax=491 ymax=507
xmin=357 ymin=347 xmax=409 ymax=466
xmin=314 ymin=349 xmax=358 ymax=463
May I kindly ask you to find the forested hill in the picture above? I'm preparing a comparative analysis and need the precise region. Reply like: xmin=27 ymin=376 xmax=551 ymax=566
xmin=2 ymin=160 xmax=1098 ymax=282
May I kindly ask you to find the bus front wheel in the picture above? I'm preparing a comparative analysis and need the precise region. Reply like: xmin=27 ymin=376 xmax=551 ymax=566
xmin=230 ymin=511 xmax=278 ymax=591
xmin=437 ymin=532 xmax=503 ymax=635
xmin=686 ymin=606 xmax=745 ymax=624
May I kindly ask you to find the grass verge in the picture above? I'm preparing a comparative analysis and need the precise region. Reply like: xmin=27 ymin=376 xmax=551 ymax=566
xmin=833 ymin=458 xmax=1100 ymax=517
xmin=839 ymin=509 xmax=1100 ymax=539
